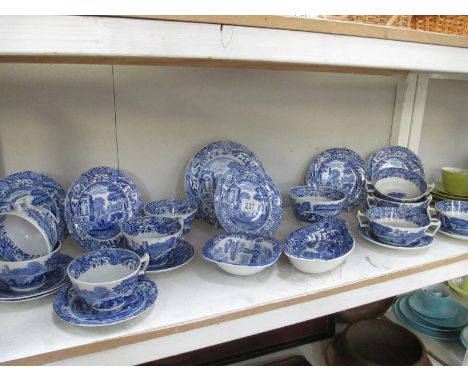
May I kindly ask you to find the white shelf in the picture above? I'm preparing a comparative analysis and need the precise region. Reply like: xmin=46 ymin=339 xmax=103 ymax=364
xmin=1 ymin=16 xmax=468 ymax=74
xmin=0 ymin=208 xmax=466 ymax=365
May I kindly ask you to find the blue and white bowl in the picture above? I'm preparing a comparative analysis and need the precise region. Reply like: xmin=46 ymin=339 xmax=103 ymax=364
xmin=435 ymin=200 xmax=468 ymax=236
xmin=366 ymin=193 xmax=432 ymax=210
xmin=358 ymin=207 xmax=440 ymax=247
xmin=144 ymin=199 xmax=197 ymax=236
xmin=283 ymin=218 xmax=354 ymax=274
xmin=0 ymin=241 xmax=61 ymax=292
xmin=289 ymin=185 xmax=345 ymax=222
xmin=121 ymin=216 xmax=183 ymax=262
xmin=369 ymin=167 xmax=434 ymax=203
xmin=0 ymin=198 xmax=58 ymax=261
xmin=202 ymin=233 xmax=282 ymax=276
xmin=67 ymin=248 xmax=149 ymax=312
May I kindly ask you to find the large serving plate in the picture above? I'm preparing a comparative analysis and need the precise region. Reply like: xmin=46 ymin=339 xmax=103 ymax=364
xmin=305 ymin=148 xmax=366 ymax=210
xmin=65 ymin=167 xmax=142 ymax=250
xmin=0 ymin=171 xmax=68 ymax=241
xmin=184 ymin=140 xmax=264 ymax=225
xmin=214 ymin=164 xmax=281 ymax=236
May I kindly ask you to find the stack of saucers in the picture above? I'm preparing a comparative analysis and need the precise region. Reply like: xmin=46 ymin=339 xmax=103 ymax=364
xmin=0 ymin=171 xmax=72 ymax=301
xmin=358 ymin=146 xmax=439 ymax=250
xmin=431 ymin=167 xmax=468 ymax=203
xmin=393 ymin=285 xmax=467 ymax=341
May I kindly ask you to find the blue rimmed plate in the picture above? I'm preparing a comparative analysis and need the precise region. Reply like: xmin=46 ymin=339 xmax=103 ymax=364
xmin=53 ymin=276 xmax=157 ymax=327
xmin=65 ymin=166 xmax=142 ymax=250
xmin=0 ymin=254 xmax=72 ymax=302
xmin=0 ymin=171 xmax=68 ymax=241
xmin=146 ymin=239 xmax=194 ymax=273
xmin=305 ymin=148 xmax=366 ymax=211
xmin=357 ymin=225 xmax=434 ymax=250
xmin=184 ymin=140 xmax=264 ymax=225
xmin=366 ymin=146 xmax=425 ymax=180
xmin=214 ymin=164 xmax=282 ymax=236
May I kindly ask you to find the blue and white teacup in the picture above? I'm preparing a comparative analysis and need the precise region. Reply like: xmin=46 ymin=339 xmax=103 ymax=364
xmin=121 ymin=216 xmax=183 ymax=262
xmin=144 ymin=199 xmax=197 ymax=236
xmin=357 ymin=207 xmax=440 ymax=246
xmin=435 ymin=200 xmax=468 ymax=236
xmin=289 ymin=186 xmax=345 ymax=223
xmin=67 ymin=248 xmax=149 ymax=312
xmin=0 ymin=198 xmax=59 ymax=261
xmin=367 ymin=193 xmax=432 ymax=210
xmin=0 ymin=241 xmax=61 ymax=291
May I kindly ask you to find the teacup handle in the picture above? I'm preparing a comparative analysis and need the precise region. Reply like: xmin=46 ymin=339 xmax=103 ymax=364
xmin=427 ymin=206 xmax=437 ymax=218
xmin=139 ymin=253 xmax=150 ymax=275
xmin=357 ymin=210 xmax=369 ymax=228
xmin=365 ymin=180 xmax=376 ymax=194
xmin=367 ymin=195 xmax=377 ymax=207
xmin=176 ymin=217 xmax=185 ymax=238
xmin=425 ymin=218 xmax=441 ymax=237
xmin=426 ymin=182 xmax=435 ymax=194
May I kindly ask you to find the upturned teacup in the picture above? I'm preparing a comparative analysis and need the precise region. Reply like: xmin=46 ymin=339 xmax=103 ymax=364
xmin=144 ymin=199 xmax=197 ymax=236
xmin=67 ymin=248 xmax=149 ymax=312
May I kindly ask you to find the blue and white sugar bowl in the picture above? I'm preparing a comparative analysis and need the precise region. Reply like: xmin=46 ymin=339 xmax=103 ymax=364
xmin=67 ymin=248 xmax=149 ymax=312
xmin=435 ymin=200 xmax=468 ymax=236
xmin=357 ymin=207 xmax=440 ymax=247
xmin=121 ymin=216 xmax=183 ymax=262
xmin=289 ymin=185 xmax=345 ymax=223
xmin=283 ymin=218 xmax=355 ymax=274
xmin=0 ymin=197 xmax=59 ymax=261
xmin=144 ymin=199 xmax=197 ymax=236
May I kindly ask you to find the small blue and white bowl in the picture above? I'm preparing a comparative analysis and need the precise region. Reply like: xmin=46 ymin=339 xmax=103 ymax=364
xmin=283 ymin=218 xmax=354 ymax=274
xmin=202 ymin=233 xmax=282 ymax=276
xmin=144 ymin=199 xmax=197 ymax=236
xmin=367 ymin=193 xmax=432 ymax=210
xmin=368 ymin=167 xmax=434 ymax=203
xmin=358 ymin=207 xmax=440 ymax=247
xmin=0 ymin=241 xmax=61 ymax=292
xmin=435 ymin=200 xmax=468 ymax=236
xmin=67 ymin=248 xmax=149 ymax=312
xmin=121 ymin=216 xmax=183 ymax=262
xmin=289 ymin=186 xmax=345 ymax=222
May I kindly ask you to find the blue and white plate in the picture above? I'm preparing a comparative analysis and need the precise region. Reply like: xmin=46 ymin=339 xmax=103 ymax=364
xmin=305 ymin=148 xmax=366 ymax=211
xmin=184 ymin=140 xmax=264 ymax=225
xmin=53 ymin=276 xmax=157 ymax=327
xmin=65 ymin=167 xmax=142 ymax=250
xmin=0 ymin=171 xmax=68 ymax=241
xmin=146 ymin=239 xmax=194 ymax=273
xmin=438 ymin=227 xmax=468 ymax=241
xmin=0 ymin=254 xmax=72 ymax=302
xmin=366 ymin=146 xmax=425 ymax=180
xmin=214 ymin=164 xmax=282 ymax=236
xmin=357 ymin=225 xmax=434 ymax=250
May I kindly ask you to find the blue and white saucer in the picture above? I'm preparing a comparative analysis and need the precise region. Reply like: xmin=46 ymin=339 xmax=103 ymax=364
xmin=53 ymin=276 xmax=157 ymax=327
xmin=214 ymin=164 xmax=282 ymax=237
xmin=0 ymin=171 xmax=68 ymax=241
xmin=146 ymin=239 xmax=194 ymax=273
xmin=357 ymin=225 xmax=434 ymax=250
xmin=65 ymin=166 xmax=142 ymax=250
xmin=184 ymin=140 xmax=264 ymax=225
xmin=438 ymin=227 xmax=468 ymax=241
xmin=0 ymin=254 xmax=73 ymax=302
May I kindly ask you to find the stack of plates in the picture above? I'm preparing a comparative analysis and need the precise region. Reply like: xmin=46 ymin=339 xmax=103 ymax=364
xmin=431 ymin=182 xmax=468 ymax=203
xmin=393 ymin=293 xmax=467 ymax=341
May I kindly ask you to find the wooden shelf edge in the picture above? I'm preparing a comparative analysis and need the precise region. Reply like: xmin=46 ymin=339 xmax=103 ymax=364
xmin=3 ymin=251 xmax=467 ymax=366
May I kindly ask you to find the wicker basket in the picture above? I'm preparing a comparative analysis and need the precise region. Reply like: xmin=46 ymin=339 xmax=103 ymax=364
xmin=323 ymin=15 xmax=468 ymax=36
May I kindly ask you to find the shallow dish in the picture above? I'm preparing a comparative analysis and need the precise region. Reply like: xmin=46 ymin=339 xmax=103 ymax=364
xmin=435 ymin=200 xmax=468 ymax=236
xmin=441 ymin=167 xmax=468 ymax=197
xmin=202 ymin=233 xmax=282 ymax=276
xmin=283 ymin=218 xmax=354 ymax=274
xmin=408 ymin=292 xmax=458 ymax=320
xmin=357 ymin=225 xmax=434 ymax=250
xmin=289 ymin=185 xmax=345 ymax=222
xmin=144 ymin=198 xmax=197 ymax=236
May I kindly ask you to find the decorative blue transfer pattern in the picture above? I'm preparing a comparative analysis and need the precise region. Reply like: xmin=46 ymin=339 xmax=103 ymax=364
xmin=144 ymin=199 xmax=197 ymax=236
xmin=366 ymin=194 xmax=431 ymax=210
xmin=65 ymin=167 xmax=142 ymax=250
xmin=0 ymin=222 xmax=30 ymax=261
xmin=24 ymin=205 xmax=58 ymax=249
xmin=365 ymin=146 xmax=425 ymax=180
xmin=184 ymin=140 xmax=264 ymax=225
xmin=305 ymin=148 xmax=366 ymax=211
xmin=435 ymin=200 xmax=468 ymax=236
xmin=0 ymin=171 xmax=68 ymax=241
xmin=146 ymin=239 xmax=194 ymax=273
xmin=284 ymin=218 xmax=354 ymax=261
xmin=53 ymin=277 xmax=157 ymax=327
xmin=214 ymin=164 xmax=282 ymax=237
xmin=122 ymin=216 xmax=180 ymax=236
xmin=202 ymin=233 xmax=282 ymax=267
xmin=0 ymin=254 xmax=72 ymax=301
xmin=370 ymin=167 xmax=429 ymax=202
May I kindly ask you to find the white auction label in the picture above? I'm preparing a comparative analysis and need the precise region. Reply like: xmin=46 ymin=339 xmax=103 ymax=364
xmin=240 ymin=199 xmax=259 ymax=213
